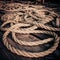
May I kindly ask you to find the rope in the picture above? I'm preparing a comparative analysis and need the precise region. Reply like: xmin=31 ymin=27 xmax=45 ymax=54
xmin=0 ymin=3 xmax=60 ymax=58
xmin=3 ymin=32 xmax=59 ymax=58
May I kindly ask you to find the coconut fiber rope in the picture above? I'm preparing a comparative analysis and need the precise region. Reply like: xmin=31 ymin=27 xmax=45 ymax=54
xmin=0 ymin=3 xmax=60 ymax=58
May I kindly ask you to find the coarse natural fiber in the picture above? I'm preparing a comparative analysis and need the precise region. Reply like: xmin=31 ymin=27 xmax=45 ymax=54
xmin=0 ymin=2 xmax=60 ymax=58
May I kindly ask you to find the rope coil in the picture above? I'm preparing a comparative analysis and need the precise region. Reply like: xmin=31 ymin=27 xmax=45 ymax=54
xmin=0 ymin=2 xmax=60 ymax=58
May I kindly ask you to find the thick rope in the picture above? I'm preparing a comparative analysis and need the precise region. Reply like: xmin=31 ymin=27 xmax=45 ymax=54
xmin=0 ymin=3 xmax=60 ymax=58
xmin=3 ymin=31 xmax=59 ymax=58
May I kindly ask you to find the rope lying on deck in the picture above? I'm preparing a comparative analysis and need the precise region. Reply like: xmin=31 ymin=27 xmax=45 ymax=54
xmin=0 ymin=3 xmax=60 ymax=58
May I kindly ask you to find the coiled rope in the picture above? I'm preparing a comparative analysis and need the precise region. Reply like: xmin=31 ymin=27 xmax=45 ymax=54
xmin=0 ymin=3 xmax=60 ymax=58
